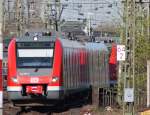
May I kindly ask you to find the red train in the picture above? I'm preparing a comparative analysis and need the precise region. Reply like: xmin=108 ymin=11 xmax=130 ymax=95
xmin=7 ymin=32 xmax=110 ymax=106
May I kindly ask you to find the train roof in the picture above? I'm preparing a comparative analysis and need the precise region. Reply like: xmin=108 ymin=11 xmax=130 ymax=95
xmin=16 ymin=36 xmax=56 ymax=42
xmin=85 ymin=42 xmax=108 ymax=51
xmin=59 ymin=38 xmax=85 ymax=48
xmin=59 ymin=38 xmax=108 ymax=52
xmin=16 ymin=31 xmax=60 ymax=42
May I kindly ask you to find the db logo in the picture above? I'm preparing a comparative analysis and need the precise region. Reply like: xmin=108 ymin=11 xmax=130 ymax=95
xmin=30 ymin=78 xmax=39 ymax=83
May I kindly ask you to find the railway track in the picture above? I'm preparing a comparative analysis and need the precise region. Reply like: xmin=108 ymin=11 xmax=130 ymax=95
xmin=3 ymin=79 xmax=94 ymax=115
xmin=3 ymin=85 xmax=121 ymax=115
xmin=4 ymin=101 xmax=90 ymax=115
xmin=3 ymin=91 xmax=92 ymax=115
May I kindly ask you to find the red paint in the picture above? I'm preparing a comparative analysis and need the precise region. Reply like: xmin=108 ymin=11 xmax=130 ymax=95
xmin=7 ymin=38 xmax=19 ymax=87
xmin=109 ymin=43 xmax=117 ymax=64
xmin=49 ymin=38 xmax=63 ymax=86
xmin=18 ymin=76 xmax=50 ymax=84
xmin=109 ymin=43 xmax=117 ymax=81
xmin=80 ymin=49 xmax=86 ymax=65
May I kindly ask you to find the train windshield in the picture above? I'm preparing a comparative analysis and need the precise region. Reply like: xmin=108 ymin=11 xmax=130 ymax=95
xmin=16 ymin=42 xmax=54 ymax=68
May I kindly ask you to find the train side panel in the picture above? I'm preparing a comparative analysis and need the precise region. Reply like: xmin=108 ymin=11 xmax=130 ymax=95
xmin=47 ymin=38 xmax=64 ymax=99
xmin=85 ymin=43 xmax=109 ymax=88
xmin=61 ymin=39 xmax=90 ymax=96
xmin=7 ymin=39 xmax=22 ymax=100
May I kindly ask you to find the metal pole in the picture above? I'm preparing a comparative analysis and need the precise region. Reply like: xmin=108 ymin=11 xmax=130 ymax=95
xmin=147 ymin=2 xmax=150 ymax=42
xmin=123 ymin=0 xmax=135 ymax=114
xmin=147 ymin=4 xmax=150 ymax=92
xmin=117 ymin=21 xmax=124 ymax=106
xmin=2 ymin=1 xmax=5 ymax=33
xmin=89 ymin=17 xmax=91 ymax=37
xmin=16 ymin=0 xmax=24 ymax=36
xmin=0 ymin=0 xmax=3 ymax=114
xmin=54 ymin=0 xmax=61 ymax=31
xmin=0 ymin=0 xmax=3 ymax=43
xmin=45 ymin=0 xmax=50 ymax=30
xmin=8 ymin=0 xmax=10 ymax=21
xmin=147 ymin=61 xmax=150 ymax=107
xmin=27 ymin=0 xmax=30 ymax=28
xmin=117 ymin=59 xmax=122 ymax=105
xmin=16 ymin=0 xmax=20 ymax=36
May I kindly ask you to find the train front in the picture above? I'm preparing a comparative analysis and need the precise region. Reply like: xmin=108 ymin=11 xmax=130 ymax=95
xmin=7 ymin=32 xmax=63 ymax=106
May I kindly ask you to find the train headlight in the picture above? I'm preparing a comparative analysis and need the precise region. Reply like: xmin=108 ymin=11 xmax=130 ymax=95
xmin=33 ymin=36 xmax=38 ymax=41
xmin=52 ymin=77 xmax=59 ymax=83
xmin=11 ymin=77 xmax=18 ymax=83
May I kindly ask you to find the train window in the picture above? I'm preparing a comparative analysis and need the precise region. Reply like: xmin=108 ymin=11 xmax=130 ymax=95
xmin=16 ymin=43 xmax=54 ymax=68
xmin=17 ymin=49 xmax=53 ymax=68
xmin=17 ymin=49 xmax=53 ymax=57
xmin=17 ymin=57 xmax=53 ymax=68
xmin=17 ymin=42 xmax=55 ymax=49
